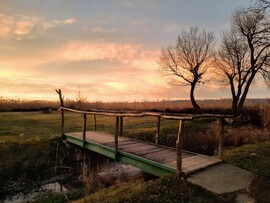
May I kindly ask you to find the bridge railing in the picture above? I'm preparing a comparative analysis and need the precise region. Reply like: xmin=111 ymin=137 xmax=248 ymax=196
xmin=58 ymin=105 xmax=233 ymax=178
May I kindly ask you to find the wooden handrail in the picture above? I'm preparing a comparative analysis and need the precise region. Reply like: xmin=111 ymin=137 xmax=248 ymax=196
xmin=60 ymin=107 xmax=233 ymax=120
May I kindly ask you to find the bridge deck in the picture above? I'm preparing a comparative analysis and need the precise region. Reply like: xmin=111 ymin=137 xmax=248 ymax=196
xmin=65 ymin=131 xmax=221 ymax=176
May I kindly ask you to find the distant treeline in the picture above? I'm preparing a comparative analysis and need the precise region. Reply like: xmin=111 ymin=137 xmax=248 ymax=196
xmin=0 ymin=96 xmax=268 ymax=114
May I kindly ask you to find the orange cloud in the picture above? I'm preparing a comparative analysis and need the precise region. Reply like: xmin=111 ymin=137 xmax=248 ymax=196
xmin=61 ymin=41 xmax=141 ymax=63
xmin=14 ymin=21 xmax=34 ymax=35
xmin=0 ymin=14 xmax=13 ymax=37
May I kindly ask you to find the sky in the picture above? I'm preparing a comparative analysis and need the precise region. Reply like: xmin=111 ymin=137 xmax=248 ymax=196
xmin=0 ymin=0 xmax=268 ymax=102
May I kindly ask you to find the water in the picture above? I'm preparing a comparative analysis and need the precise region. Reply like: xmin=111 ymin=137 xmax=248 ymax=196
xmin=2 ymin=182 xmax=67 ymax=203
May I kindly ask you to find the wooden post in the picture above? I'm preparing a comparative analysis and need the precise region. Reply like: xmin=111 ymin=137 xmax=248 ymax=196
xmin=155 ymin=116 xmax=161 ymax=144
xmin=55 ymin=89 xmax=65 ymax=175
xmin=94 ymin=114 xmax=97 ymax=131
xmin=82 ymin=113 xmax=87 ymax=165
xmin=119 ymin=116 xmax=123 ymax=137
xmin=83 ymin=113 xmax=87 ymax=149
xmin=115 ymin=116 xmax=119 ymax=161
xmin=55 ymin=89 xmax=64 ymax=138
xmin=176 ymin=120 xmax=184 ymax=179
xmin=218 ymin=118 xmax=224 ymax=160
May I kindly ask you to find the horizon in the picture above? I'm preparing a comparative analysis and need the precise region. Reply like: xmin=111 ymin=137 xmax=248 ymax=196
xmin=1 ymin=0 xmax=269 ymax=102
xmin=1 ymin=96 xmax=268 ymax=103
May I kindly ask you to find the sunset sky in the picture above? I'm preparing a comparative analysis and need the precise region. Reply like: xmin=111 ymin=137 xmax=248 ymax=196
xmin=0 ymin=0 xmax=268 ymax=102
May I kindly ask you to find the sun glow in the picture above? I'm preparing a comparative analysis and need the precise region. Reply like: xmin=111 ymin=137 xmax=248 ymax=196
xmin=0 ymin=70 xmax=12 ymax=78
xmin=105 ymin=82 xmax=126 ymax=90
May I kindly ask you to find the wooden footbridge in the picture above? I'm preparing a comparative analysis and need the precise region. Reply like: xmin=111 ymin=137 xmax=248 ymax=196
xmin=59 ymin=110 xmax=230 ymax=177
xmin=56 ymin=90 xmax=230 ymax=178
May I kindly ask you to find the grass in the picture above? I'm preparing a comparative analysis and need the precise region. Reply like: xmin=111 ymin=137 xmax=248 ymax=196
xmin=72 ymin=141 xmax=270 ymax=203
xmin=224 ymin=141 xmax=270 ymax=203
xmin=224 ymin=141 xmax=270 ymax=180
xmin=74 ymin=177 xmax=233 ymax=203
xmin=0 ymin=139 xmax=57 ymax=197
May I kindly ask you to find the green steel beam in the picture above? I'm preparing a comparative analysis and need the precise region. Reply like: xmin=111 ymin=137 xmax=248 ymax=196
xmin=64 ymin=133 xmax=176 ymax=177
xmin=65 ymin=135 xmax=84 ymax=147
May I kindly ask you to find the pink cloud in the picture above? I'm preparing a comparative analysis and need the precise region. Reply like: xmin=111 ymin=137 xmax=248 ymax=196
xmin=61 ymin=41 xmax=141 ymax=63
xmin=14 ymin=21 xmax=34 ymax=35
xmin=0 ymin=14 xmax=13 ymax=37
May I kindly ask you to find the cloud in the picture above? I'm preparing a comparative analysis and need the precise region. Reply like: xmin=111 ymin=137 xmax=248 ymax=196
xmin=91 ymin=26 xmax=116 ymax=33
xmin=0 ymin=14 xmax=38 ymax=38
xmin=43 ymin=18 xmax=76 ymax=30
xmin=0 ymin=14 xmax=14 ymax=37
xmin=61 ymin=41 xmax=141 ymax=63
xmin=14 ymin=21 xmax=34 ymax=35
xmin=0 ymin=12 xmax=76 ymax=39
xmin=60 ymin=40 xmax=160 ymax=69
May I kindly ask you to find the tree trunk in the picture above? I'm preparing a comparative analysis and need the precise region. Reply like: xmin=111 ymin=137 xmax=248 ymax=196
xmin=190 ymin=82 xmax=201 ymax=113
xmin=232 ymin=97 xmax=239 ymax=116
xmin=237 ymin=73 xmax=256 ymax=115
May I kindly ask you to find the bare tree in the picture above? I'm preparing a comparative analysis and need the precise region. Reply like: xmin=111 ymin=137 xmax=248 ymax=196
xmin=255 ymin=0 xmax=270 ymax=10
xmin=216 ymin=8 xmax=270 ymax=116
xmin=75 ymin=87 xmax=87 ymax=109
xmin=159 ymin=27 xmax=215 ymax=112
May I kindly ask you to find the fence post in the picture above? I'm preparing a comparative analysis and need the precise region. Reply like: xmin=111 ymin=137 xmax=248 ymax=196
xmin=176 ymin=119 xmax=184 ymax=179
xmin=155 ymin=116 xmax=161 ymax=144
xmin=94 ymin=114 xmax=97 ymax=131
xmin=115 ymin=116 xmax=119 ymax=161
xmin=55 ymin=89 xmax=64 ymax=139
xmin=119 ymin=116 xmax=123 ymax=137
xmin=218 ymin=118 xmax=224 ymax=160
xmin=83 ymin=113 xmax=87 ymax=149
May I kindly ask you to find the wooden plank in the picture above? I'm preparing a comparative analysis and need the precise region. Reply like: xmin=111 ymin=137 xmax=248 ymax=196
xmin=144 ymin=153 xmax=176 ymax=163
xmin=166 ymin=155 xmax=219 ymax=169
xmin=103 ymin=140 xmax=137 ymax=147
xmin=183 ymin=155 xmax=213 ymax=167
xmin=133 ymin=148 xmax=170 ymax=159
xmin=120 ymin=143 xmax=158 ymax=153
xmin=162 ymin=154 xmax=194 ymax=165
xmin=162 ymin=152 xmax=193 ymax=163
xmin=183 ymin=159 xmax=221 ymax=174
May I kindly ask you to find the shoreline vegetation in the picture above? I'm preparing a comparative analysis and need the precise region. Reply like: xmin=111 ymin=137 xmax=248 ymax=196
xmin=0 ymin=96 xmax=268 ymax=112
xmin=0 ymin=99 xmax=270 ymax=202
